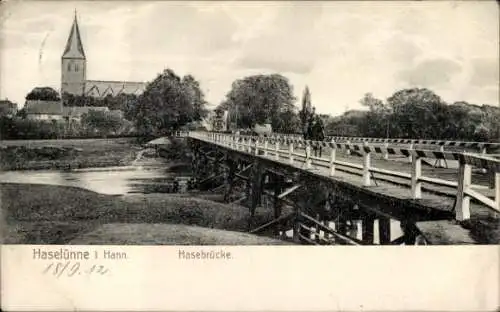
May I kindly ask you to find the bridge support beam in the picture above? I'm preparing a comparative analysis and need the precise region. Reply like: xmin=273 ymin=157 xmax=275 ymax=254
xmin=223 ymin=159 xmax=237 ymax=203
xmin=362 ymin=214 xmax=375 ymax=244
xmin=378 ymin=217 xmax=392 ymax=245
xmin=272 ymin=174 xmax=284 ymax=237
xmin=249 ymin=161 xmax=264 ymax=229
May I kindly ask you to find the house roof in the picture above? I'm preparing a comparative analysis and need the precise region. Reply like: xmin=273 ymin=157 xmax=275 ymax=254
xmin=0 ymin=100 xmax=16 ymax=108
xmin=25 ymin=100 xmax=63 ymax=115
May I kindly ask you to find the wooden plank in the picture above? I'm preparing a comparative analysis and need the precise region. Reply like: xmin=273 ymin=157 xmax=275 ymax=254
xmin=465 ymin=188 xmax=498 ymax=212
xmin=298 ymin=233 xmax=319 ymax=245
xmin=249 ymin=213 xmax=294 ymax=234
xmin=300 ymin=212 xmax=362 ymax=245
xmin=278 ymin=184 xmax=302 ymax=199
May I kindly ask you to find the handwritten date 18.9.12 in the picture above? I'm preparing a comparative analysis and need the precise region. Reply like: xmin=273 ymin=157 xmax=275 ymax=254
xmin=42 ymin=262 xmax=109 ymax=277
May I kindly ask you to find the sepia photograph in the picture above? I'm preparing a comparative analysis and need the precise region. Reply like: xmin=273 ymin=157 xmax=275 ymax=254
xmin=0 ymin=0 xmax=499 ymax=249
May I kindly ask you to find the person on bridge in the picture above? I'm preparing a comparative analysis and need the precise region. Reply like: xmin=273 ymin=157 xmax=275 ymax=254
xmin=312 ymin=116 xmax=325 ymax=157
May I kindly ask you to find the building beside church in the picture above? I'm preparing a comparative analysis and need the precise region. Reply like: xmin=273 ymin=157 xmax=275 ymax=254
xmin=61 ymin=13 xmax=146 ymax=98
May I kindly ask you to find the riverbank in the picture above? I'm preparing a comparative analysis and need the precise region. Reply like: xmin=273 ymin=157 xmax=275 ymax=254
xmin=0 ymin=136 xmax=193 ymax=171
xmin=0 ymin=138 xmax=141 ymax=171
xmin=0 ymin=183 xmax=290 ymax=245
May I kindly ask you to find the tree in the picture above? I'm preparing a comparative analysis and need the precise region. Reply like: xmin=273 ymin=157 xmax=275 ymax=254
xmin=26 ymin=87 xmax=61 ymax=101
xmin=387 ymin=88 xmax=446 ymax=138
xmin=223 ymin=74 xmax=296 ymax=129
xmin=298 ymin=86 xmax=315 ymax=138
xmin=134 ymin=69 xmax=208 ymax=136
xmin=358 ymin=93 xmax=392 ymax=137
xmin=81 ymin=110 xmax=124 ymax=136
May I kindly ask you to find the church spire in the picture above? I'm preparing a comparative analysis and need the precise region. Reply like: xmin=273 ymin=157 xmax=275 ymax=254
xmin=62 ymin=10 xmax=85 ymax=59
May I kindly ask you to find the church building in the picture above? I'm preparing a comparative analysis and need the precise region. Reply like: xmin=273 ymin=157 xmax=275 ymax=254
xmin=61 ymin=13 xmax=146 ymax=98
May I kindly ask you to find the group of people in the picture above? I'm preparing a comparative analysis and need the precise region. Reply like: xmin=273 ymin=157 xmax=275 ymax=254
xmin=304 ymin=115 xmax=326 ymax=157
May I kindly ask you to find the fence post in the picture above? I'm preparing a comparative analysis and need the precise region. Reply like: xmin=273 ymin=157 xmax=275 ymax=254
xmin=288 ymin=142 xmax=294 ymax=164
xmin=383 ymin=142 xmax=389 ymax=160
xmin=346 ymin=140 xmax=351 ymax=156
xmin=305 ymin=145 xmax=312 ymax=169
xmin=275 ymin=140 xmax=280 ymax=160
xmin=263 ymin=140 xmax=268 ymax=156
xmin=254 ymin=139 xmax=259 ymax=155
xmin=408 ymin=143 xmax=414 ymax=162
xmin=411 ymin=153 xmax=422 ymax=199
xmin=455 ymin=162 xmax=472 ymax=221
xmin=437 ymin=145 xmax=446 ymax=168
xmin=247 ymin=138 xmax=252 ymax=153
xmin=329 ymin=144 xmax=336 ymax=176
xmin=495 ymin=172 xmax=500 ymax=210
xmin=362 ymin=149 xmax=371 ymax=186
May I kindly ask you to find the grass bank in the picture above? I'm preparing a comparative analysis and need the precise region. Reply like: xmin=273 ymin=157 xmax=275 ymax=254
xmin=0 ymin=138 xmax=141 ymax=171
xmin=1 ymin=183 xmax=289 ymax=245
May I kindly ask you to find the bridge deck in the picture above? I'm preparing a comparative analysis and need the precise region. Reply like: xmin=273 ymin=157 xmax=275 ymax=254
xmin=193 ymin=136 xmax=497 ymax=221
xmin=257 ymin=145 xmax=493 ymax=219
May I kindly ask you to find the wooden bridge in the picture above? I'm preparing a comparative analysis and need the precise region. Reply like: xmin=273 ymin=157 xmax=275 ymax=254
xmin=186 ymin=131 xmax=500 ymax=245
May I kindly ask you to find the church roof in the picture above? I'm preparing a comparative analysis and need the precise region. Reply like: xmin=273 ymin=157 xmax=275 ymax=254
xmin=85 ymin=80 xmax=146 ymax=97
xmin=62 ymin=12 xmax=85 ymax=59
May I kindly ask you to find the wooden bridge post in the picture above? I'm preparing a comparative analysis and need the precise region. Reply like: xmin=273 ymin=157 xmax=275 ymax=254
xmin=273 ymin=174 xmax=284 ymax=237
xmin=362 ymin=149 xmax=371 ymax=186
xmin=401 ymin=220 xmax=418 ymax=245
xmin=249 ymin=161 xmax=264 ymax=228
xmin=378 ymin=217 xmax=391 ymax=245
xmin=408 ymin=143 xmax=414 ymax=162
xmin=411 ymin=154 xmax=422 ymax=199
xmin=362 ymin=213 xmax=375 ymax=244
xmin=263 ymin=140 xmax=268 ymax=156
xmin=254 ymin=139 xmax=259 ymax=155
xmin=346 ymin=140 xmax=351 ymax=156
xmin=224 ymin=159 xmax=236 ymax=202
xmin=275 ymin=140 xmax=280 ymax=160
xmin=329 ymin=145 xmax=336 ymax=176
xmin=494 ymin=172 xmax=500 ymax=209
xmin=455 ymin=161 xmax=472 ymax=221
xmin=383 ymin=142 xmax=389 ymax=160
xmin=293 ymin=201 xmax=301 ymax=243
xmin=288 ymin=142 xmax=294 ymax=164
xmin=305 ymin=145 xmax=312 ymax=169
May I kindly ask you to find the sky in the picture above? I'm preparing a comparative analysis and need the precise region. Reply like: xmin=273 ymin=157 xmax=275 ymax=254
xmin=0 ymin=1 xmax=498 ymax=116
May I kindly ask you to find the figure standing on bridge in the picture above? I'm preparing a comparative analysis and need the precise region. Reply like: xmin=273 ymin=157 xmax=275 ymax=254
xmin=312 ymin=116 xmax=325 ymax=157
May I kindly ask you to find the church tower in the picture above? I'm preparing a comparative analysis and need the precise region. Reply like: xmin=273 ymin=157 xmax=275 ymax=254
xmin=61 ymin=11 xmax=86 ymax=96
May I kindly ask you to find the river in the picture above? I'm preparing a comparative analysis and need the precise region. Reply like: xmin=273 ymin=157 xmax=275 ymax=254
xmin=0 ymin=158 xmax=192 ymax=196
xmin=0 ymin=151 xmax=403 ymax=244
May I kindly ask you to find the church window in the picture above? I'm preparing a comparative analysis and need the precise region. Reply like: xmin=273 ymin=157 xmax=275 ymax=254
xmin=75 ymin=64 xmax=79 ymax=72
xmin=67 ymin=62 xmax=72 ymax=71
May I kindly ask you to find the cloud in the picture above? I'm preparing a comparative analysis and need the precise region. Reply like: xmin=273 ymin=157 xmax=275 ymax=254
xmin=470 ymin=58 xmax=499 ymax=87
xmin=396 ymin=58 xmax=462 ymax=88
xmin=0 ymin=1 xmax=498 ymax=114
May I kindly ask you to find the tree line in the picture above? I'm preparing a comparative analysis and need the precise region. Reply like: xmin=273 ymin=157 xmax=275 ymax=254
xmin=4 ymin=69 xmax=499 ymax=142
xmin=326 ymin=90 xmax=500 ymax=142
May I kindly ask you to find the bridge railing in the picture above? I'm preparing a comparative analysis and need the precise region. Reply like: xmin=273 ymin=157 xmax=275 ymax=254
xmin=189 ymin=131 xmax=500 ymax=221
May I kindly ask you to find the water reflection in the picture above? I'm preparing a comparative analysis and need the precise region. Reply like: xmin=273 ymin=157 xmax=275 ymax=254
xmin=0 ymin=163 xmax=191 ymax=195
